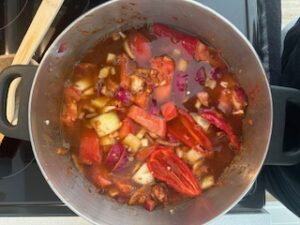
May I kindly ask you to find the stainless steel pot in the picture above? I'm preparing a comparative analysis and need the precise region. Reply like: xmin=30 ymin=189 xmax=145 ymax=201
xmin=1 ymin=0 xmax=300 ymax=224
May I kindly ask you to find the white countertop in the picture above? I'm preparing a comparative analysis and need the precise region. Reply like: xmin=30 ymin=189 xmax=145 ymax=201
xmin=0 ymin=201 xmax=298 ymax=225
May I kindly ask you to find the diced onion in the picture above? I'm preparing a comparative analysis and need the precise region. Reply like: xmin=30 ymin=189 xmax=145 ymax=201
xmin=91 ymin=111 xmax=121 ymax=137
xmin=220 ymin=81 xmax=229 ymax=88
xmin=190 ymin=113 xmax=210 ymax=131
xmin=106 ymin=53 xmax=116 ymax=64
xmin=205 ymin=78 xmax=217 ymax=89
xmin=124 ymin=40 xmax=135 ymax=59
xmin=200 ymin=176 xmax=215 ymax=189
xmin=132 ymin=163 xmax=154 ymax=185
xmin=177 ymin=58 xmax=188 ymax=72
xmin=185 ymin=149 xmax=203 ymax=165
xmin=74 ymin=79 xmax=92 ymax=91
xmin=122 ymin=133 xmax=141 ymax=153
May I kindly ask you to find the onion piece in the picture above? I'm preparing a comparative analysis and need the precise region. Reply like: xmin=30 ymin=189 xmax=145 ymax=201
xmin=122 ymin=133 xmax=141 ymax=153
xmin=149 ymin=98 xmax=158 ymax=115
xmin=210 ymin=67 xmax=221 ymax=80
xmin=105 ymin=143 xmax=128 ymax=172
xmin=156 ymin=139 xmax=180 ymax=147
xmin=200 ymin=175 xmax=215 ymax=189
xmin=132 ymin=163 xmax=154 ymax=185
xmin=107 ymin=53 xmax=116 ymax=64
xmin=195 ymin=67 xmax=206 ymax=85
xmin=177 ymin=58 xmax=188 ymax=71
xmin=175 ymin=73 xmax=188 ymax=92
xmin=190 ymin=113 xmax=210 ymax=131
xmin=205 ymin=78 xmax=217 ymax=89
xmin=115 ymin=88 xmax=132 ymax=105
xmin=124 ymin=40 xmax=135 ymax=59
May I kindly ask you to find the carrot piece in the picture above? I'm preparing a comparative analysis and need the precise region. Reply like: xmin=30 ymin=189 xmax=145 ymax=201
xmin=119 ymin=118 xmax=134 ymax=139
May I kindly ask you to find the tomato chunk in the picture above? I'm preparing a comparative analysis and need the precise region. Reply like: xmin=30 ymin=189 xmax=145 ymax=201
xmin=79 ymin=129 xmax=102 ymax=165
xmin=127 ymin=105 xmax=166 ymax=138
xmin=150 ymin=56 xmax=175 ymax=86
xmin=147 ymin=147 xmax=201 ymax=197
xmin=161 ymin=102 xmax=178 ymax=121
xmin=129 ymin=32 xmax=151 ymax=64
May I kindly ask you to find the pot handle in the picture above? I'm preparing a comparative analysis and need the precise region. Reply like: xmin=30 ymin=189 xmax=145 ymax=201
xmin=265 ymin=85 xmax=300 ymax=165
xmin=0 ymin=65 xmax=37 ymax=141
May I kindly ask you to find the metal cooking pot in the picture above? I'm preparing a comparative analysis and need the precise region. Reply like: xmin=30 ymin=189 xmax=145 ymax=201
xmin=1 ymin=0 xmax=300 ymax=224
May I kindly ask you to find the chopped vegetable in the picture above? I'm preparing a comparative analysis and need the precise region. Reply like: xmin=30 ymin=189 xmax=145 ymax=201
xmin=175 ymin=73 xmax=188 ymax=92
xmin=128 ymin=32 xmax=151 ymax=64
xmin=135 ymin=144 xmax=158 ymax=161
xmin=100 ymin=135 xmax=116 ymax=146
xmin=144 ymin=198 xmax=156 ymax=211
xmin=133 ymin=91 xmax=149 ymax=108
xmin=151 ymin=184 xmax=168 ymax=203
xmin=90 ymin=166 xmax=112 ymax=188
xmin=185 ymin=149 xmax=204 ymax=165
xmin=106 ymin=53 xmax=116 ymax=64
xmin=130 ymin=75 xmax=145 ymax=94
xmin=147 ymin=147 xmax=201 ymax=196
xmin=177 ymin=58 xmax=188 ymax=71
xmin=79 ymin=129 xmax=101 ymax=165
xmin=200 ymin=175 xmax=215 ymax=189
xmin=115 ymin=179 xmax=134 ymax=194
xmin=167 ymin=108 xmax=213 ymax=153
xmin=205 ymin=78 xmax=217 ymax=89
xmin=119 ymin=118 xmax=134 ymax=139
xmin=195 ymin=67 xmax=206 ymax=85
xmin=127 ymin=105 xmax=166 ymax=138
xmin=200 ymin=109 xmax=240 ymax=150
xmin=132 ymin=163 xmax=154 ymax=185
xmin=74 ymin=79 xmax=92 ymax=91
xmin=105 ymin=143 xmax=128 ymax=172
xmin=197 ymin=91 xmax=209 ymax=107
xmin=161 ymin=102 xmax=178 ymax=121
xmin=232 ymin=87 xmax=248 ymax=111
xmin=115 ymin=88 xmax=132 ymax=105
xmin=150 ymin=56 xmax=175 ymax=86
xmin=124 ymin=40 xmax=135 ymax=59
xmin=91 ymin=111 xmax=121 ymax=137
xmin=90 ymin=96 xmax=110 ymax=109
xmin=122 ymin=133 xmax=141 ymax=153
xmin=190 ymin=113 xmax=210 ymax=131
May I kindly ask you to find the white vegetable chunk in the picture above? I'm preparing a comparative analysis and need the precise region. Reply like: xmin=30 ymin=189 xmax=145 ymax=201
xmin=91 ymin=111 xmax=121 ymax=137
xmin=132 ymin=163 xmax=154 ymax=185
xmin=122 ymin=133 xmax=141 ymax=153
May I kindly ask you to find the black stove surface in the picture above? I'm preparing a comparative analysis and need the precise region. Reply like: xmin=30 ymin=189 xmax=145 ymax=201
xmin=0 ymin=0 xmax=265 ymax=216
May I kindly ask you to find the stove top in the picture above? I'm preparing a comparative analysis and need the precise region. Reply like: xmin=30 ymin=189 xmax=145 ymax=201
xmin=0 ymin=0 xmax=265 ymax=217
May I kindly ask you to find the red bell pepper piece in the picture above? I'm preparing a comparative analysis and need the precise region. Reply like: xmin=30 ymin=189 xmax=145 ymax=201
xmin=79 ymin=129 xmax=102 ymax=165
xmin=129 ymin=32 xmax=151 ymax=64
xmin=127 ymin=105 xmax=166 ymax=138
xmin=147 ymin=147 xmax=201 ymax=197
xmin=167 ymin=108 xmax=212 ymax=153
xmin=161 ymin=102 xmax=178 ymax=121
xmin=200 ymin=109 xmax=240 ymax=150
xmin=151 ymin=23 xmax=210 ymax=61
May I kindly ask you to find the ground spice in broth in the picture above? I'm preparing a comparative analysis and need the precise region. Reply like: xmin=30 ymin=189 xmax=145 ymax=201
xmin=59 ymin=23 xmax=248 ymax=211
